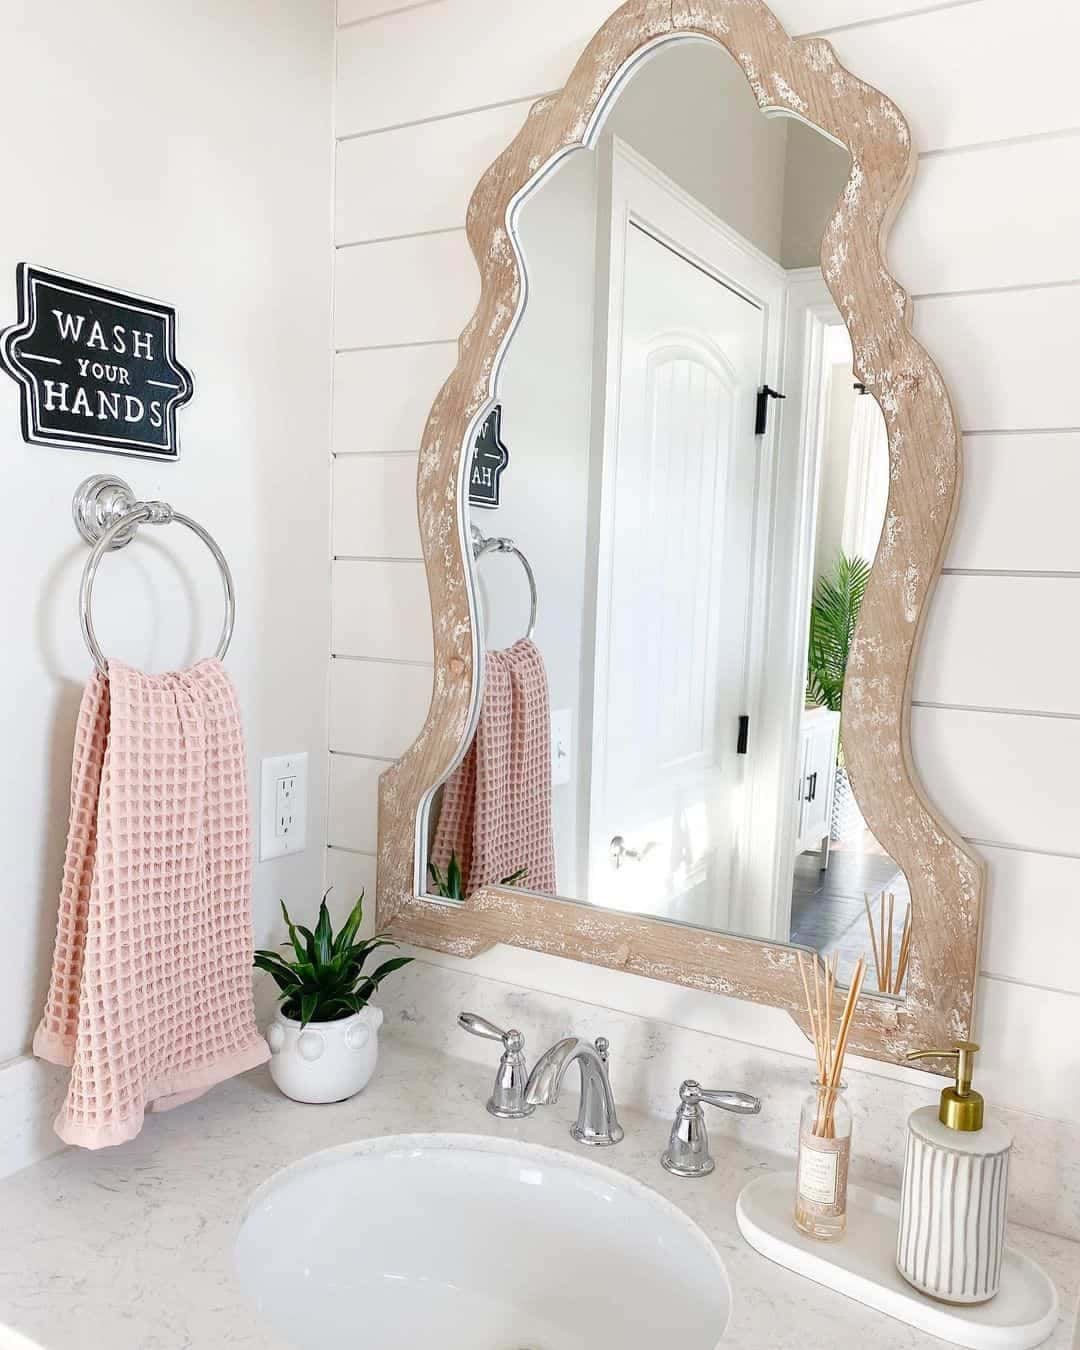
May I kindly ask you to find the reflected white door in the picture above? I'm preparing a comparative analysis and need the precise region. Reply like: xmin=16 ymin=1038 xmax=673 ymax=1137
xmin=589 ymin=222 xmax=765 ymax=926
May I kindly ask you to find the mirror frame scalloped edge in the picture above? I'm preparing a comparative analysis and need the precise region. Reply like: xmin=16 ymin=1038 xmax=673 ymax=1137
xmin=374 ymin=0 xmax=985 ymax=1071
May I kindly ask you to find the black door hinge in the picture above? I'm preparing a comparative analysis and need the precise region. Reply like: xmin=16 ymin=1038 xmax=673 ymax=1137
xmin=737 ymin=715 xmax=750 ymax=755
xmin=755 ymin=385 xmax=786 ymax=435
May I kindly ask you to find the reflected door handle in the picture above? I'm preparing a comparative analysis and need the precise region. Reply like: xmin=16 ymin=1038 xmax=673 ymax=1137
xmin=609 ymin=835 xmax=656 ymax=869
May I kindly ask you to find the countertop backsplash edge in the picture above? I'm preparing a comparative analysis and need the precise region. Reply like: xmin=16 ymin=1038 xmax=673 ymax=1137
xmin=378 ymin=958 xmax=1080 ymax=1245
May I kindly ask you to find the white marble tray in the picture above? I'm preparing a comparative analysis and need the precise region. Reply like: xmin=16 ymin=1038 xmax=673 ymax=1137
xmin=736 ymin=1172 xmax=1058 ymax=1350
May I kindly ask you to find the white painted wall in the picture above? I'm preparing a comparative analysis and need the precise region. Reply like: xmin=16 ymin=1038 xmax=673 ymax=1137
xmin=329 ymin=0 xmax=1080 ymax=1130
xmin=474 ymin=148 xmax=598 ymax=895
xmin=813 ymin=363 xmax=858 ymax=582
xmin=2 ymin=0 xmax=334 ymax=1075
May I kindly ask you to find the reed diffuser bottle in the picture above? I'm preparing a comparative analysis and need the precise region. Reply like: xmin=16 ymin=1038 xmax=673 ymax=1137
xmin=794 ymin=953 xmax=866 ymax=1240
xmin=796 ymin=1078 xmax=852 ymax=1239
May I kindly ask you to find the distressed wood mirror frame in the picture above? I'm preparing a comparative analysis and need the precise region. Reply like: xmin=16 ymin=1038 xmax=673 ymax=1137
xmin=376 ymin=0 xmax=985 ymax=1069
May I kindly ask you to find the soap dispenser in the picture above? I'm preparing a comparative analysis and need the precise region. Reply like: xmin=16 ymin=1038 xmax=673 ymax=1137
xmin=896 ymin=1041 xmax=1011 ymax=1304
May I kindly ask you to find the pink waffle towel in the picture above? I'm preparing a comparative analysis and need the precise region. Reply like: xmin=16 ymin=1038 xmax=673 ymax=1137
xmin=431 ymin=638 xmax=557 ymax=897
xmin=34 ymin=659 xmax=269 ymax=1149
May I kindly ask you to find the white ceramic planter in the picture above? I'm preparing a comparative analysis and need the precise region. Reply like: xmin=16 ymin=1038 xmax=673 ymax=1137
xmin=265 ymin=1005 xmax=383 ymax=1104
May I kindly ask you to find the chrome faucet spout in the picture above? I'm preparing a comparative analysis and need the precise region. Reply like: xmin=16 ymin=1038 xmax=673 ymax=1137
xmin=525 ymin=1037 xmax=624 ymax=1146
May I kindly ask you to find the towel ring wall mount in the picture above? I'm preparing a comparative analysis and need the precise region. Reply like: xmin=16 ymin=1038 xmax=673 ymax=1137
xmin=72 ymin=474 xmax=235 ymax=674
xmin=470 ymin=524 xmax=537 ymax=642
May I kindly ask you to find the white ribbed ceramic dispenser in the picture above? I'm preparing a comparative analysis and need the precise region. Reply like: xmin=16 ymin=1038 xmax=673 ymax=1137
xmin=896 ymin=1041 xmax=1012 ymax=1304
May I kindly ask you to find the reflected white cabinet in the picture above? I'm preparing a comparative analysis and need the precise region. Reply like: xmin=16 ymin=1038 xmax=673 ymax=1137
xmin=796 ymin=707 xmax=841 ymax=866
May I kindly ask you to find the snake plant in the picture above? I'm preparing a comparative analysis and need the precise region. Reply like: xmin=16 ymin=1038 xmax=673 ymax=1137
xmin=427 ymin=850 xmax=527 ymax=900
xmin=253 ymin=891 xmax=412 ymax=1027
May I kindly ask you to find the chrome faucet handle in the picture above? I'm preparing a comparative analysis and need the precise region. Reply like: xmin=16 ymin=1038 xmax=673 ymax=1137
xmin=595 ymin=1036 xmax=610 ymax=1066
xmin=458 ymin=1012 xmax=535 ymax=1119
xmin=661 ymin=1079 xmax=761 ymax=1178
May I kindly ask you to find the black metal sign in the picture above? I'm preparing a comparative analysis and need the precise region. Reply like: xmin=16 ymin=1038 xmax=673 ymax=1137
xmin=0 ymin=265 xmax=193 ymax=460
xmin=469 ymin=405 xmax=509 ymax=509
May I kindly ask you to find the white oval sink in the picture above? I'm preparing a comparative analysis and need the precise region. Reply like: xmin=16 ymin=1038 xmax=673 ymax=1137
xmin=235 ymin=1133 xmax=731 ymax=1349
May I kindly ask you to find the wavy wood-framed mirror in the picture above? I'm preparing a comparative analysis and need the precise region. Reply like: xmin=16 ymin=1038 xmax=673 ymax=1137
xmin=375 ymin=0 xmax=985 ymax=1068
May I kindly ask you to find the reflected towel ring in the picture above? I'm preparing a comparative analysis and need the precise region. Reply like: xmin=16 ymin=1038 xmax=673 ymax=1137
xmin=471 ymin=524 xmax=537 ymax=642
xmin=72 ymin=475 xmax=236 ymax=675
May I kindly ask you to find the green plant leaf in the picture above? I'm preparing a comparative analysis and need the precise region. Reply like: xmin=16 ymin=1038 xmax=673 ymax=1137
xmin=280 ymin=899 xmax=316 ymax=965
xmin=347 ymin=935 xmax=397 ymax=964
xmin=354 ymin=954 xmax=414 ymax=1004
xmin=806 ymin=552 xmax=871 ymax=715
xmin=446 ymin=851 xmax=463 ymax=899
xmin=500 ymin=866 xmax=528 ymax=887
xmin=253 ymin=953 xmax=301 ymax=994
xmin=313 ymin=895 xmax=333 ymax=967
xmin=299 ymin=993 xmax=318 ymax=1027
xmin=332 ymin=891 xmax=366 ymax=957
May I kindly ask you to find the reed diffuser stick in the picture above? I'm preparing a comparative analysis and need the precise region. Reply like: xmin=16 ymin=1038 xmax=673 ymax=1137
xmin=885 ymin=893 xmax=894 ymax=991
xmin=864 ymin=893 xmax=883 ymax=989
xmin=893 ymin=905 xmax=913 ymax=995
xmin=798 ymin=954 xmax=866 ymax=1138
xmin=797 ymin=954 xmax=824 ymax=1081
xmin=864 ymin=892 xmax=912 ymax=994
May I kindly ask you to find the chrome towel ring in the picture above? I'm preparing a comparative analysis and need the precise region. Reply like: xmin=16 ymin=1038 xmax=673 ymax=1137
xmin=471 ymin=524 xmax=537 ymax=642
xmin=72 ymin=474 xmax=236 ymax=675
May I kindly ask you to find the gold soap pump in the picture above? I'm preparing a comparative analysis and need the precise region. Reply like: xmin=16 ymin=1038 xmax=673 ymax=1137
xmin=896 ymin=1039 xmax=1012 ymax=1304
xmin=906 ymin=1039 xmax=984 ymax=1132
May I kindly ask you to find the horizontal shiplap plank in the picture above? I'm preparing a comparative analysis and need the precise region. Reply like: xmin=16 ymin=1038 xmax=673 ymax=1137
xmin=336 ymin=101 xmax=532 ymax=244
xmin=911 ymin=705 xmax=1080 ymax=855
xmin=337 ymin=0 xmax=430 ymax=24
xmin=915 ymin=575 xmax=1080 ymax=715
xmin=332 ymin=343 xmax=456 ymax=453
xmin=332 ymin=559 xmax=432 ymax=660
xmin=979 ymin=845 xmax=1080 ymax=995
xmin=329 ymin=656 xmax=432 ymax=758
xmin=324 ymin=847 xmax=379 ymax=936
xmin=335 ymin=0 xmax=615 ymax=135
xmin=336 ymin=0 xmax=928 ymax=136
xmin=976 ymin=975 xmax=1080 ymax=1123
xmin=327 ymin=754 xmax=381 ymax=851
xmin=336 ymin=0 xmax=960 ymax=37
xmin=338 ymin=0 xmax=1075 ymax=154
xmin=333 ymin=455 xmax=421 ymax=557
xmin=335 ymin=232 xmax=476 ymax=349
xmin=892 ymin=135 xmax=1080 ymax=296
xmin=914 ymin=286 xmax=1080 ymax=432
xmin=949 ymin=434 xmax=1080 ymax=572
xmin=830 ymin=0 xmax=1080 ymax=155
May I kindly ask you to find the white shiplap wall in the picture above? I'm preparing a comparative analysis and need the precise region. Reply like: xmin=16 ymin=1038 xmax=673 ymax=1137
xmin=328 ymin=0 xmax=1080 ymax=1126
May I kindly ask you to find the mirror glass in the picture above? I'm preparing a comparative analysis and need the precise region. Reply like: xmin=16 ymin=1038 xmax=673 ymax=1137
xmin=424 ymin=37 xmax=910 ymax=999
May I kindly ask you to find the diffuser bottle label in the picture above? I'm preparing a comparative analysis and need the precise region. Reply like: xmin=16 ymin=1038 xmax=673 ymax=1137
xmin=797 ymin=1133 xmax=850 ymax=1215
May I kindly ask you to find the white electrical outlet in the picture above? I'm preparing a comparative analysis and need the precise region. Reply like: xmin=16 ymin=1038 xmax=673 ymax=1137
xmin=551 ymin=708 xmax=572 ymax=787
xmin=260 ymin=753 xmax=308 ymax=861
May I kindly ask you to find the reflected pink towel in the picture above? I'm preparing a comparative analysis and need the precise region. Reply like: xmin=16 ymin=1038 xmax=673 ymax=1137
xmin=34 ymin=659 xmax=268 ymax=1149
xmin=431 ymin=638 xmax=557 ymax=896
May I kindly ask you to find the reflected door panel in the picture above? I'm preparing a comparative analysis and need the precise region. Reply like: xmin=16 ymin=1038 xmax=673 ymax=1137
xmin=588 ymin=224 xmax=763 ymax=928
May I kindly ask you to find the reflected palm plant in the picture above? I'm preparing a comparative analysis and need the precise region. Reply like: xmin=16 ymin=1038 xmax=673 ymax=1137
xmin=427 ymin=850 xmax=527 ymax=900
xmin=806 ymin=552 xmax=872 ymax=715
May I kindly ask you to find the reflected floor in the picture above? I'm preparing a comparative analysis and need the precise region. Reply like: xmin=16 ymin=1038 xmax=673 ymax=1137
xmin=789 ymin=836 xmax=910 ymax=991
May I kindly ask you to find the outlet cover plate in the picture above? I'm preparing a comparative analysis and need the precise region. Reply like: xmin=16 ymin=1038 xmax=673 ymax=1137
xmin=260 ymin=752 xmax=308 ymax=861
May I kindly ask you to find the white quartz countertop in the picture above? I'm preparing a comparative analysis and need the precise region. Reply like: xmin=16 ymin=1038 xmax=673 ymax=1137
xmin=0 ymin=1039 xmax=1075 ymax=1350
